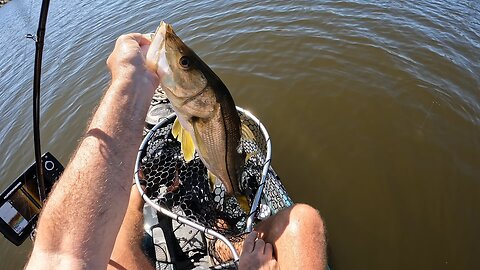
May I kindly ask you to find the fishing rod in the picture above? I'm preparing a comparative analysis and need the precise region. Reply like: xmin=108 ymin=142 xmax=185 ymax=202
xmin=0 ymin=0 xmax=58 ymax=246
xmin=26 ymin=0 xmax=52 ymax=203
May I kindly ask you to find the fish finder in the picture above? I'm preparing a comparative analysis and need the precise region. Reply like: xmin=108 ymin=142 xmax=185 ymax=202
xmin=0 ymin=153 xmax=63 ymax=246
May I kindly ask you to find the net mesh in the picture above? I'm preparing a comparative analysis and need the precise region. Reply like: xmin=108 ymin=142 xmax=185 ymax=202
xmin=139 ymin=109 xmax=293 ymax=266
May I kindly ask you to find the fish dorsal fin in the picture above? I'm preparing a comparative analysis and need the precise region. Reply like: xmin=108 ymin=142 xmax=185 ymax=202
xmin=172 ymin=118 xmax=195 ymax=162
xmin=241 ymin=123 xmax=255 ymax=140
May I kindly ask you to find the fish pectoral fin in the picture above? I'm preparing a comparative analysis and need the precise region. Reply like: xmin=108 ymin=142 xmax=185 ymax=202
xmin=192 ymin=120 xmax=208 ymax=157
xmin=208 ymin=170 xmax=217 ymax=191
xmin=181 ymin=128 xmax=195 ymax=162
xmin=172 ymin=118 xmax=182 ymax=140
xmin=173 ymin=118 xmax=195 ymax=162
xmin=236 ymin=195 xmax=250 ymax=213
xmin=245 ymin=152 xmax=254 ymax=162
xmin=241 ymin=123 xmax=255 ymax=141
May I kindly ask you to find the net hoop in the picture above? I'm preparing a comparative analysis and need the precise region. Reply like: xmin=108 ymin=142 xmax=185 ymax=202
xmin=134 ymin=106 xmax=272 ymax=265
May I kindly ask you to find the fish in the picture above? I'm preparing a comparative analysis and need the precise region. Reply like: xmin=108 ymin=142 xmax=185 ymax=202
xmin=146 ymin=21 xmax=252 ymax=211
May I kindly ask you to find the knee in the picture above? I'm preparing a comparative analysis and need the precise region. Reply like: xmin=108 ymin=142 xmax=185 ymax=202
xmin=287 ymin=203 xmax=325 ymax=236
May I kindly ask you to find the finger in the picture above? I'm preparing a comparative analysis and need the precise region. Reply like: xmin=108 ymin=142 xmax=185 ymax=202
xmin=254 ymin=238 xmax=266 ymax=253
xmin=267 ymin=259 xmax=279 ymax=269
xmin=140 ymin=45 xmax=149 ymax=58
xmin=128 ymin=33 xmax=153 ymax=46
xmin=143 ymin=33 xmax=155 ymax=42
xmin=242 ymin=231 xmax=258 ymax=254
xmin=264 ymin=242 xmax=274 ymax=257
xmin=139 ymin=34 xmax=155 ymax=56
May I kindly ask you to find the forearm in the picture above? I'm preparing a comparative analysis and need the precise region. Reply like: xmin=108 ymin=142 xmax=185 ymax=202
xmin=108 ymin=186 xmax=154 ymax=270
xmin=27 ymin=77 xmax=154 ymax=269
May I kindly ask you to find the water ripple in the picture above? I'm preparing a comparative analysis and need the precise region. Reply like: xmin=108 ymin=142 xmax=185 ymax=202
xmin=0 ymin=0 xmax=479 ymax=268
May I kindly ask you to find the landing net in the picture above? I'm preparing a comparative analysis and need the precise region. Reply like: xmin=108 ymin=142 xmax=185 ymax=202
xmin=134 ymin=107 xmax=293 ymax=267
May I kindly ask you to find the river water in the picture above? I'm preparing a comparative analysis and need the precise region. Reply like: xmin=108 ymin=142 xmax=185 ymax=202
xmin=0 ymin=0 xmax=479 ymax=269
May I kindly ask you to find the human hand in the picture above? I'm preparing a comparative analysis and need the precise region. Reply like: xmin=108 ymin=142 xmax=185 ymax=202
xmin=238 ymin=231 xmax=279 ymax=270
xmin=107 ymin=33 xmax=159 ymax=94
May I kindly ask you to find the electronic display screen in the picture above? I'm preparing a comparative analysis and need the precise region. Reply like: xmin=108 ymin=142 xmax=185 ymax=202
xmin=0 ymin=179 xmax=41 ymax=234
xmin=0 ymin=153 xmax=63 ymax=246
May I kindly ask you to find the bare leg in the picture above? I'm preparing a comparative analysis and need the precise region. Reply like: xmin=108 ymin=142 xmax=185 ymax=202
xmin=108 ymin=191 xmax=326 ymax=270
xmin=107 ymin=186 xmax=154 ymax=270
xmin=215 ymin=204 xmax=327 ymax=269
xmin=255 ymin=204 xmax=326 ymax=269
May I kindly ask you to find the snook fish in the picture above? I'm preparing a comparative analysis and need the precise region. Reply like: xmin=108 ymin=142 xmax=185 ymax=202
xmin=146 ymin=22 xmax=250 ymax=208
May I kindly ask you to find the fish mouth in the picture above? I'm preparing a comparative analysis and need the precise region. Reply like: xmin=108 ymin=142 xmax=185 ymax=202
xmin=146 ymin=21 xmax=174 ymax=88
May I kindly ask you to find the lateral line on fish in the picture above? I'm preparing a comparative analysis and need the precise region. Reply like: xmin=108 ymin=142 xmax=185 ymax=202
xmin=222 ymin=106 xmax=237 ymax=196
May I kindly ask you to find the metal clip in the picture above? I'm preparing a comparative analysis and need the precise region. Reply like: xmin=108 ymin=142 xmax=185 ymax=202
xmin=25 ymin=34 xmax=37 ymax=42
xmin=30 ymin=226 xmax=37 ymax=242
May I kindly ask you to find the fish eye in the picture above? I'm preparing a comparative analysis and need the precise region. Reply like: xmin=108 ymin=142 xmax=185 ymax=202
xmin=179 ymin=56 xmax=191 ymax=69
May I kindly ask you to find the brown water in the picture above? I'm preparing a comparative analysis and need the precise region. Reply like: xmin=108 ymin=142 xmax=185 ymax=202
xmin=0 ymin=0 xmax=479 ymax=269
